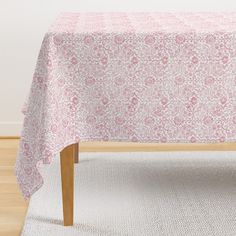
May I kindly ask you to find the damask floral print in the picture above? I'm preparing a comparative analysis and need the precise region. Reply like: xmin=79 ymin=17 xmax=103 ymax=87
xmin=16 ymin=12 xmax=236 ymax=199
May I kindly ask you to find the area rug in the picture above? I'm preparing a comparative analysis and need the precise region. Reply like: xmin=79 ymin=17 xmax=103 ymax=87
xmin=21 ymin=151 xmax=236 ymax=236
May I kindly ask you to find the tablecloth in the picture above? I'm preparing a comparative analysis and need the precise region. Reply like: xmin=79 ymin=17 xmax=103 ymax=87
xmin=16 ymin=12 xmax=236 ymax=198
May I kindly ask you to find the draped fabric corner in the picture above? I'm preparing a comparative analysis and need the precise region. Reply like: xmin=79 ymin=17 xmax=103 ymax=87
xmin=16 ymin=12 xmax=236 ymax=198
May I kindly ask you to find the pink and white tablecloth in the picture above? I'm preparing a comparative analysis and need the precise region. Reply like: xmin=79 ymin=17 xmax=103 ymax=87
xmin=16 ymin=12 xmax=236 ymax=198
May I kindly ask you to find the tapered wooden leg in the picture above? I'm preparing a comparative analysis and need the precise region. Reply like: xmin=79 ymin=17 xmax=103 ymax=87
xmin=60 ymin=144 xmax=74 ymax=226
xmin=74 ymin=143 xmax=79 ymax=163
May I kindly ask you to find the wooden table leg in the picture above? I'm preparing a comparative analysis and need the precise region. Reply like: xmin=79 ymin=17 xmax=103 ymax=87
xmin=60 ymin=144 xmax=74 ymax=226
xmin=74 ymin=143 xmax=79 ymax=163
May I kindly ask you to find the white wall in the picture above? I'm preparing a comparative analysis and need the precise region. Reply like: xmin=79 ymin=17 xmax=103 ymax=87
xmin=1 ymin=0 xmax=236 ymax=135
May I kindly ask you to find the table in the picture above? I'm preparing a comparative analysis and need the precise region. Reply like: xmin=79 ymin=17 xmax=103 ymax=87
xmin=15 ymin=12 xmax=236 ymax=226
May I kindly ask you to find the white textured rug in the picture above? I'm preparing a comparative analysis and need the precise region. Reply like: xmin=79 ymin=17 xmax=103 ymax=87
xmin=21 ymin=152 xmax=236 ymax=236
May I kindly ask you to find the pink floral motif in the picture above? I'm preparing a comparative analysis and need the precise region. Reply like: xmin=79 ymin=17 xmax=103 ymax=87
xmin=83 ymin=35 xmax=94 ymax=45
xmin=123 ymin=87 xmax=134 ymax=98
xmin=115 ymin=116 xmax=125 ymax=125
xmin=191 ymin=56 xmax=199 ymax=64
xmin=190 ymin=96 xmax=197 ymax=105
xmin=175 ymin=34 xmax=186 ymax=44
xmin=203 ymin=116 xmax=213 ymax=125
xmin=219 ymin=136 xmax=225 ymax=142
xmin=101 ymin=56 xmax=108 ymax=65
xmin=205 ymin=76 xmax=215 ymax=85
xmin=114 ymin=35 xmax=125 ymax=44
xmin=24 ymin=167 xmax=32 ymax=176
xmin=23 ymin=142 xmax=29 ymax=150
xmin=115 ymin=77 xmax=125 ymax=86
xmin=161 ymin=97 xmax=168 ymax=105
xmin=160 ymin=137 xmax=167 ymax=143
xmin=102 ymin=96 xmax=109 ymax=105
xmin=222 ymin=56 xmax=229 ymax=64
xmin=50 ymin=124 xmax=58 ymax=133
xmin=131 ymin=56 xmax=138 ymax=64
xmin=47 ymin=59 xmax=52 ymax=67
xmin=162 ymin=56 xmax=168 ymax=64
xmin=205 ymin=34 xmax=216 ymax=44
xmin=71 ymin=96 xmax=79 ymax=105
xmin=175 ymin=76 xmax=184 ymax=85
xmin=190 ymin=136 xmax=196 ymax=143
xmin=174 ymin=116 xmax=184 ymax=125
xmin=71 ymin=57 xmax=78 ymax=65
xmin=95 ymin=105 xmax=105 ymax=115
xmin=131 ymin=136 xmax=138 ymax=142
xmin=145 ymin=76 xmax=155 ymax=86
xmin=144 ymin=116 xmax=155 ymax=125
xmin=86 ymin=115 xmax=96 ymax=124
xmin=36 ymin=76 xmax=43 ymax=84
xmin=144 ymin=35 xmax=155 ymax=45
xmin=85 ymin=76 xmax=95 ymax=86
xmin=15 ymin=12 xmax=236 ymax=199
xmin=220 ymin=97 xmax=227 ymax=104
xmin=154 ymin=106 xmax=164 ymax=116
xmin=53 ymin=35 xmax=63 ymax=45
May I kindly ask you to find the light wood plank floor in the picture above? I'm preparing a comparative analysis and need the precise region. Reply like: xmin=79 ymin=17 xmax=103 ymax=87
xmin=0 ymin=139 xmax=28 ymax=236
xmin=1 ymin=138 xmax=236 ymax=236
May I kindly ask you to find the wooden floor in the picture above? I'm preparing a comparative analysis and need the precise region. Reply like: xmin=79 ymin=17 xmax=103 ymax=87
xmin=1 ymin=138 xmax=236 ymax=236
xmin=0 ymin=139 xmax=28 ymax=236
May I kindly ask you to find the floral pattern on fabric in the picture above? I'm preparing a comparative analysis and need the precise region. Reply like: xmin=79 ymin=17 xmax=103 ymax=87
xmin=16 ymin=12 xmax=236 ymax=198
